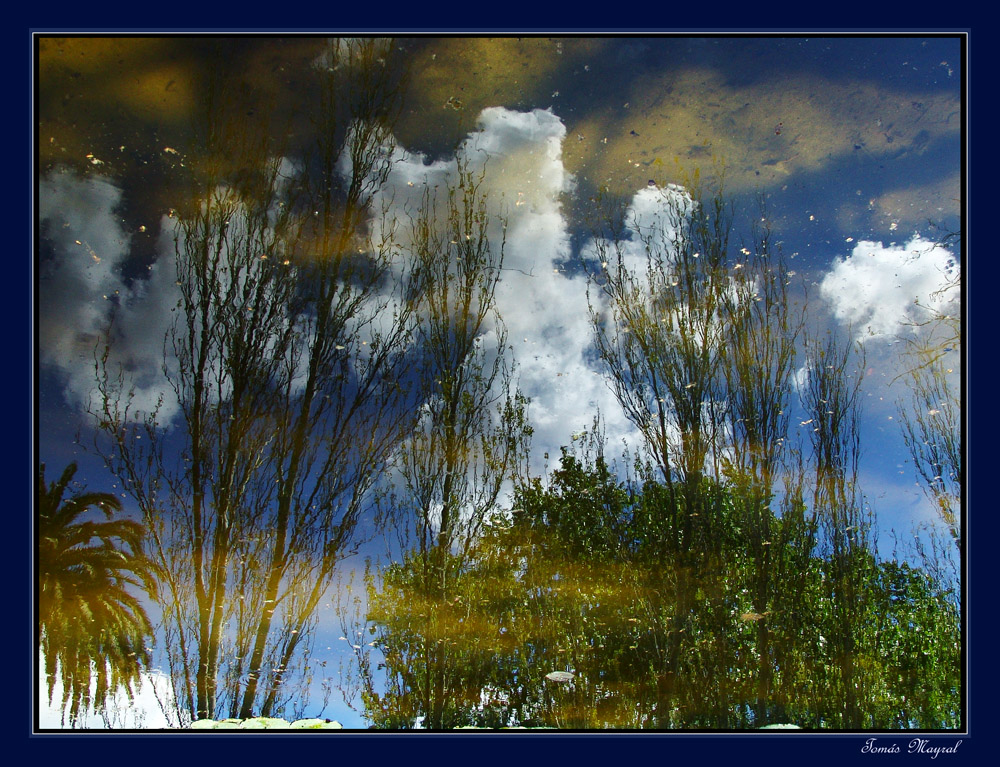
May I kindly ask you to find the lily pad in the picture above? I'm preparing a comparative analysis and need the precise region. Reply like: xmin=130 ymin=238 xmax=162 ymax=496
xmin=240 ymin=717 xmax=291 ymax=729
xmin=290 ymin=718 xmax=342 ymax=729
xmin=188 ymin=716 xmax=343 ymax=730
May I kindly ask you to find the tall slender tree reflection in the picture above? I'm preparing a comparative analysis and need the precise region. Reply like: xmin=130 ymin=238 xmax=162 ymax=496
xmin=717 ymin=202 xmax=807 ymax=726
xmin=231 ymin=37 xmax=414 ymax=723
xmin=799 ymin=329 xmax=872 ymax=726
xmin=587 ymin=176 xmax=740 ymax=725
xmin=897 ymin=253 xmax=961 ymax=551
xmin=359 ymin=160 xmax=531 ymax=729
xmin=90 ymin=38 xmax=416 ymax=722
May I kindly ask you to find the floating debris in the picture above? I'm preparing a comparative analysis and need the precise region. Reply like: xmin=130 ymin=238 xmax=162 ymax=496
xmin=545 ymin=671 xmax=575 ymax=683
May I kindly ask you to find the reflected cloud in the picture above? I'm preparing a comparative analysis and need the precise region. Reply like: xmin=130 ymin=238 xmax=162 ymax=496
xmin=819 ymin=235 xmax=959 ymax=340
xmin=38 ymin=169 xmax=180 ymax=419
xmin=38 ymin=651 xmax=185 ymax=729
xmin=369 ymin=106 xmax=642 ymax=473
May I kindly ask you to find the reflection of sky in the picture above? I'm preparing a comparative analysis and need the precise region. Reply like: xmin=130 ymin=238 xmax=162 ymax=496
xmin=35 ymin=34 xmax=963 ymax=729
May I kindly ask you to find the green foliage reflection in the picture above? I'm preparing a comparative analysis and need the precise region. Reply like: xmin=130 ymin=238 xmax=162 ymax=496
xmin=358 ymin=177 xmax=960 ymax=730
xmin=362 ymin=446 xmax=959 ymax=729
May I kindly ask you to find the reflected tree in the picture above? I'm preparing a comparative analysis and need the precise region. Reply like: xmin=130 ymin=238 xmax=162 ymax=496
xmin=897 ymin=306 xmax=960 ymax=549
xmin=357 ymin=159 xmax=531 ymax=729
xmin=587 ymin=176 xmax=729 ymax=522
xmin=355 ymin=436 xmax=959 ymax=729
xmin=717 ymin=199 xmax=809 ymax=726
xmin=586 ymin=175 xmax=751 ymax=724
xmin=38 ymin=462 xmax=158 ymax=726
xmin=90 ymin=38 xmax=417 ymax=722
xmin=392 ymin=161 xmax=529 ymax=569
xmin=798 ymin=329 xmax=882 ymax=728
xmin=871 ymin=560 xmax=960 ymax=728
xmin=231 ymin=37 xmax=414 ymax=723
xmin=891 ymin=231 xmax=960 ymax=615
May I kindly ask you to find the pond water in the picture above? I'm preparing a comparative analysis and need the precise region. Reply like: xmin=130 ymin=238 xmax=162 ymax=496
xmin=35 ymin=34 xmax=963 ymax=732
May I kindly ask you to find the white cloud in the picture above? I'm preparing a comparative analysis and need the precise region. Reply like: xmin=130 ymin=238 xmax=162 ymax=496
xmin=39 ymin=169 xmax=336 ymax=427
xmin=471 ymin=109 xmax=637 ymax=469
xmin=38 ymin=651 xmax=186 ymax=729
xmin=38 ymin=169 xmax=182 ymax=422
xmin=621 ymin=184 xmax=695 ymax=269
xmin=361 ymin=107 xmax=641 ymax=474
xmin=818 ymin=236 xmax=959 ymax=340
xmin=38 ymin=172 xmax=128 ymax=389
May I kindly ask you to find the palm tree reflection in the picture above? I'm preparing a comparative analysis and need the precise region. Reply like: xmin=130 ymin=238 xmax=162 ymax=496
xmin=38 ymin=462 xmax=159 ymax=726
